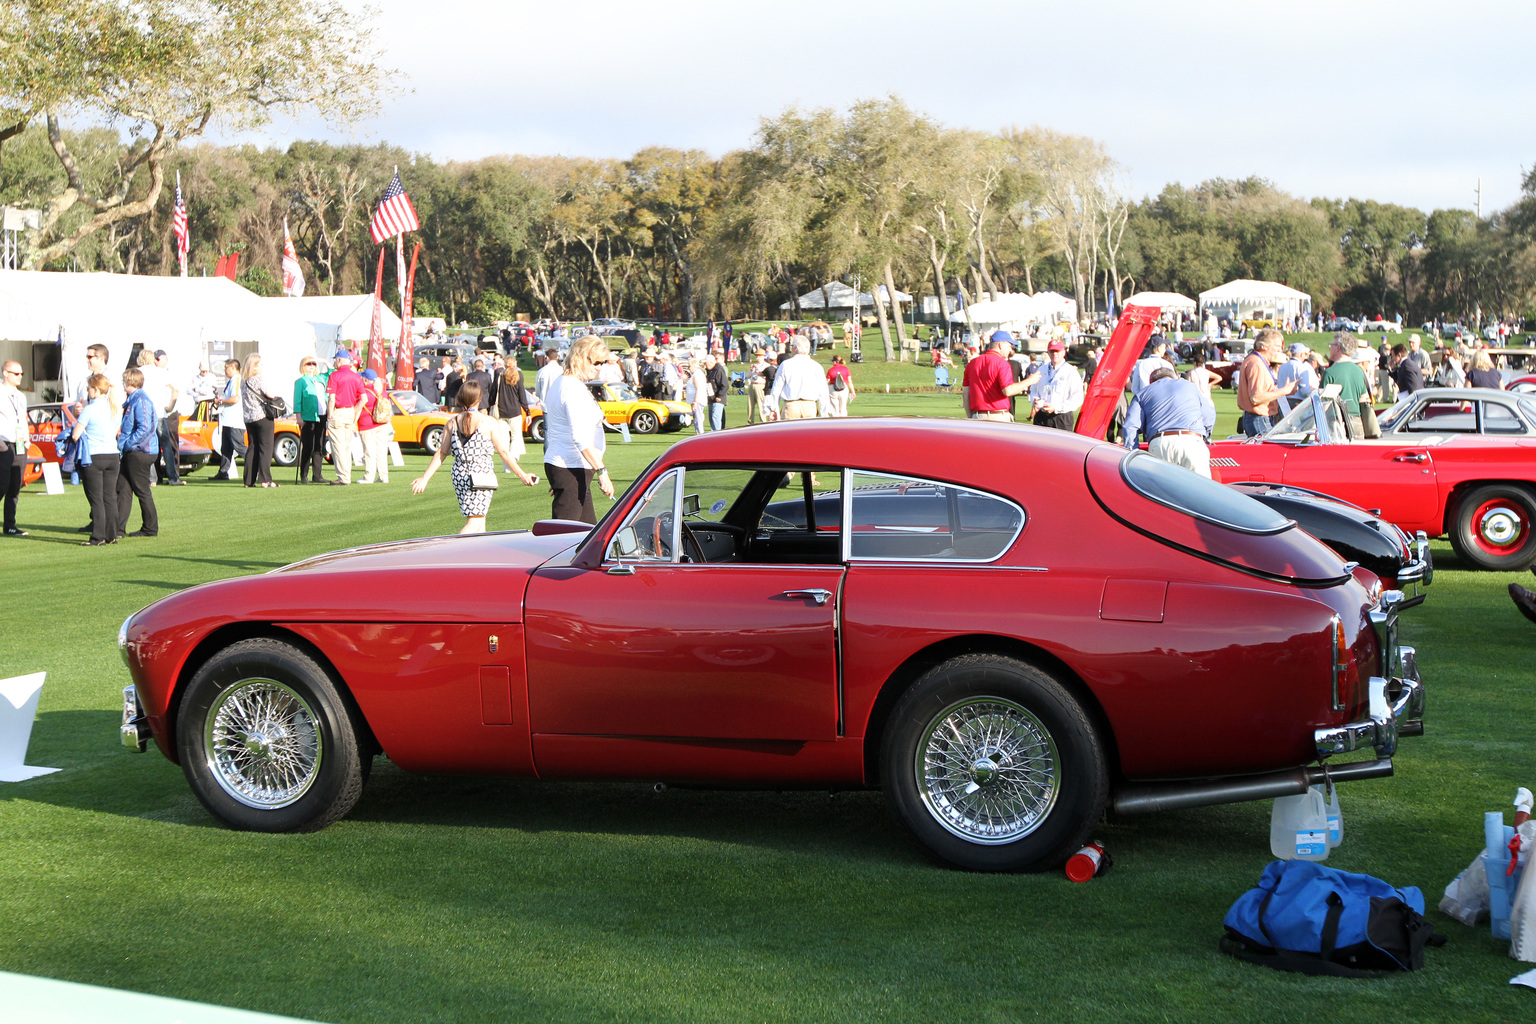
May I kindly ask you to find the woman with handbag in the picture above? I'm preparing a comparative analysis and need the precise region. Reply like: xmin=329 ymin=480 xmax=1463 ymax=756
xmin=240 ymin=354 xmax=282 ymax=488
xmin=292 ymin=356 xmax=328 ymax=483
xmin=410 ymin=379 xmax=537 ymax=534
xmin=72 ymin=373 xmax=120 ymax=546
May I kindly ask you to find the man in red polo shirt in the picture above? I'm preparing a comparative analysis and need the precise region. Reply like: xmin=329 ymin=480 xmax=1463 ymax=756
xmin=962 ymin=331 xmax=1036 ymax=421
xmin=325 ymin=350 xmax=365 ymax=484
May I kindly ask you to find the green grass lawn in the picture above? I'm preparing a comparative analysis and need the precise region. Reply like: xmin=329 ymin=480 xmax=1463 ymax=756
xmin=1 ymin=395 xmax=1533 ymax=1023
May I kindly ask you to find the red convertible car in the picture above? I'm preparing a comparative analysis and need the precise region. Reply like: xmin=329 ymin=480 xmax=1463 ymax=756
xmin=1207 ymin=388 xmax=1536 ymax=570
xmin=118 ymin=417 xmax=1425 ymax=872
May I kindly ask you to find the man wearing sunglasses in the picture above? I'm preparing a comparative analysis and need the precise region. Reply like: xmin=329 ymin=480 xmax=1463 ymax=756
xmin=0 ymin=362 xmax=28 ymax=536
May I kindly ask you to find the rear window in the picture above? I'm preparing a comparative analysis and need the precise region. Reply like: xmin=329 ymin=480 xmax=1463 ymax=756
xmin=1121 ymin=452 xmax=1291 ymax=534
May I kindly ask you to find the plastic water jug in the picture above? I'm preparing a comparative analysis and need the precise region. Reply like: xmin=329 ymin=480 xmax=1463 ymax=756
xmin=1271 ymin=789 xmax=1330 ymax=861
xmin=1310 ymin=781 xmax=1344 ymax=848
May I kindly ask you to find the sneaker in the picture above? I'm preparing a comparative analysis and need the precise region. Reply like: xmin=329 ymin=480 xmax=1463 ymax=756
xmin=127 ymin=530 xmax=157 ymax=538
xmin=3 ymin=527 xmax=26 ymax=537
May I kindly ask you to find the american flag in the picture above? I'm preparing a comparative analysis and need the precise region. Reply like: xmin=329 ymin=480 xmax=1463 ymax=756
xmin=369 ymin=170 xmax=420 ymax=245
xmin=172 ymin=173 xmax=189 ymax=277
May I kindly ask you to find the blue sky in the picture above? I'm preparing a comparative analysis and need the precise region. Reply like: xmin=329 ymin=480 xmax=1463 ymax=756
xmin=248 ymin=0 xmax=1536 ymax=215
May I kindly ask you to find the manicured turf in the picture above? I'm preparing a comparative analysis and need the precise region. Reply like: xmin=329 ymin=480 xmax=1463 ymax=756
xmin=1 ymin=392 xmax=1532 ymax=1023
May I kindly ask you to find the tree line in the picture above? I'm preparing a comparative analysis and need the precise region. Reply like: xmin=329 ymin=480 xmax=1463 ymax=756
xmin=4 ymin=66 xmax=1534 ymax=353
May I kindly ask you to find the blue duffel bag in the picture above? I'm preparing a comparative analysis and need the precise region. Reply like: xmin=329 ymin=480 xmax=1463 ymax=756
xmin=1222 ymin=860 xmax=1444 ymax=976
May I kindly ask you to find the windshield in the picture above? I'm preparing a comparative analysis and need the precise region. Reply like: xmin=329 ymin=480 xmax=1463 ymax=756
xmin=1264 ymin=393 xmax=1350 ymax=443
xmin=1374 ymin=394 xmax=1417 ymax=433
xmin=608 ymin=382 xmax=639 ymax=402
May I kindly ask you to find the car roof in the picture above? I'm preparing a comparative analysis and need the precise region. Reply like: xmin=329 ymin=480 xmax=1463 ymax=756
xmin=655 ymin=417 xmax=1100 ymax=495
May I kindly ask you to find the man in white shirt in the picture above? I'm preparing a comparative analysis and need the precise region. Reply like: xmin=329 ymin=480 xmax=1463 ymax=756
xmin=1130 ymin=337 xmax=1171 ymax=399
xmin=1275 ymin=342 xmax=1318 ymax=415
xmin=660 ymin=352 xmax=682 ymax=402
xmin=141 ymin=349 xmax=184 ymax=485
xmin=768 ymin=338 xmax=830 ymax=420
xmin=213 ymin=358 xmax=247 ymax=480
xmin=1027 ymin=341 xmax=1084 ymax=430
xmin=535 ymin=348 xmax=563 ymax=404
xmin=0 ymin=360 xmax=29 ymax=536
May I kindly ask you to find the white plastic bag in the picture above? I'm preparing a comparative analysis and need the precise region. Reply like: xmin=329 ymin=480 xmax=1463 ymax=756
xmin=1440 ymin=853 xmax=1490 ymax=927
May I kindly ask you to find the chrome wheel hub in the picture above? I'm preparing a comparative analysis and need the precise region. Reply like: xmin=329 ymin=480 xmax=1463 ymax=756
xmin=916 ymin=698 xmax=1059 ymax=844
xmin=1480 ymin=507 xmax=1522 ymax=547
xmin=205 ymin=678 xmax=322 ymax=809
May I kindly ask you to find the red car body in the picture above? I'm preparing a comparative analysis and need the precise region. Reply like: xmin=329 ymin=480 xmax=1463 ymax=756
xmin=119 ymin=404 xmax=1424 ymax=871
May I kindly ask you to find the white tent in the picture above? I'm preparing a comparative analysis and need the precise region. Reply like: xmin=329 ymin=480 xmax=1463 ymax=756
xmin=260 ymin=294 xmax=404 ymax=359
xmin=1198 ymin=279 xmax=1312 ymax=320
xmin=1032 ymin=291 xmax=1079 ymax=323
xmin=0 ymin=270 xmax=318 ymax=403
xmin=1123 ymin=291 xmax=1197 ymax=313
xmin=949 ymin=293 xmax=1047 ymax=327
xmin=779 ymin=281 xmax=912 ymax=312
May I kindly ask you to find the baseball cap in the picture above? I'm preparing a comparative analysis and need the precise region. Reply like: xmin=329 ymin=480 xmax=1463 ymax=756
xmin=1047 ymin=340 xmax=1065 ymax=352
xmin=335 ymin=350 xmax=353 ymax=364
xmin=1289 ymin=342 xmax=1308 ymax=356
xmin=361 ymin=368 xmax=378 ymax=380
xmin=989 ymin=329 xmax=1013 ymax=345
xmin=153 ymin=349 xmax=167 ymax=359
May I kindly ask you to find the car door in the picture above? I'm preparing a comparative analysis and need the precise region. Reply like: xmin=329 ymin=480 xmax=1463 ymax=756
xmin=1280 ymin=442 xmax=1439 ymax=526
xmin=522 ymin=466 xmax=843 ymax=742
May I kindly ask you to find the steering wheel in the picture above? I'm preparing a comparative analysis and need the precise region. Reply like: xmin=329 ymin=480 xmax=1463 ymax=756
xmin=679 ymin=522 xmax=706 ymax=563
xmin=649 ymin=516 xmax=672 ymax=559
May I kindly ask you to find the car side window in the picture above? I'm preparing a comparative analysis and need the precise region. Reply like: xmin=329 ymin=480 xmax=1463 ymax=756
xmin=1481 ymin=401 xmax=1527 ymax=435
xmin=847 ymin=471 xmax=1024 ymax=562
xmin=608 ymin=469 xmax=680 ymax=562
xmin=1405 ymin=399 xmax=1476 ymax=433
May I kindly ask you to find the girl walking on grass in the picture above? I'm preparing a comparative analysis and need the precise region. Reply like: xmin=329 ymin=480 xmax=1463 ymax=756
xmin=410 ymin=380 xmax=538 ymax=534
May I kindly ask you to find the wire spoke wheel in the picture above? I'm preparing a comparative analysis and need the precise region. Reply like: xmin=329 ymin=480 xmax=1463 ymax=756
xmin=916 ymin=697 xmax=1058 ymax=843
xmin=205 ymin=678 xmax=322 ymax=809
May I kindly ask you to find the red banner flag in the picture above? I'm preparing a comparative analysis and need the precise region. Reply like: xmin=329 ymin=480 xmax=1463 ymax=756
xmin=213 ymin=254 xmax=227 ymax=278
xmin=367 ymin=246 xmax=387 ymax=376
xmin=395 ymin=242 xmax=421 ymax=391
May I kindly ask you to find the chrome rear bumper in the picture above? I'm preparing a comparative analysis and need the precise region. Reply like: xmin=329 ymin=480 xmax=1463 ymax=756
xmin=1315 ymin=589 xmax=1423 ymax=759
xmin=1395 ymin=530 xmax=1433 ymax=608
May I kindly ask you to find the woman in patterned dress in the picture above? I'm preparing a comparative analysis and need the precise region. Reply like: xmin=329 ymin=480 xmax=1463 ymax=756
xmin=411 ymin=380 xmax=537 ymax=533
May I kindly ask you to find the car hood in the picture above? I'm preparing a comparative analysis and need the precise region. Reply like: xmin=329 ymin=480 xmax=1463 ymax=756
xmin=131 ymin=531 xmax=585 ymax=632
xmin=275 ymin=530 xmax=582 ymax=575
xmin=1075 ymin=304 xmax=1161 ymax=440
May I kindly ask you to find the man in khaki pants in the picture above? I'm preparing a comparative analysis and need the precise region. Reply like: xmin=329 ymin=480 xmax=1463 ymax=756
xmin=324 ymin=350 xmax=364 ymax=485
xmin=767 ymin=338 xmax=829 ymax=419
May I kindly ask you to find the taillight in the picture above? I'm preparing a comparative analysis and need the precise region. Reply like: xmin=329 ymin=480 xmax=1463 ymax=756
xmin=1331 ymin=616 xmax=1348 ymax=711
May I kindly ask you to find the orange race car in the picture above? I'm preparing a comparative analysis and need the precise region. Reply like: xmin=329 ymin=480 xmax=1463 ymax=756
xmin=22 ymin=403 xmax=212 ymax=485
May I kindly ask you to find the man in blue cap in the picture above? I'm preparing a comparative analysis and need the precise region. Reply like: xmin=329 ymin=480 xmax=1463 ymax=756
xmin=961 ymin=330 xmax=1036 ymax=421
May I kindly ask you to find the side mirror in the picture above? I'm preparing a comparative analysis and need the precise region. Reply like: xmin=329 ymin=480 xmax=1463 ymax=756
xmin=682 ymin=493 xmax=701 ymax=516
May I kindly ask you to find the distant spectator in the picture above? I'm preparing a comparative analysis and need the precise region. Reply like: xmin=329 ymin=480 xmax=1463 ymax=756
xmin=1390 ymin=343 xmax=1425 ymax=395
xmin=212 ymin=358 xmax=245 ymax=481
xmin=1468 ymin=350 xmax=1504 ymax=390
xmin=117 ymin=366 xmax=160 ymax=537
xmin=293 ymin=356 xmax=327 ymax=484
xmin=240 ymin=353 xmax=281 ymax=488
xmin=411 ymin=379 xmax=538 ymax=534
xmin=826 ymin=354 xmax=854 ymax=417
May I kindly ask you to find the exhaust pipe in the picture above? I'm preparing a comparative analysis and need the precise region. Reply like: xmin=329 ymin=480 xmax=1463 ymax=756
xmin=1111 ymin=759 xmax=1393 ymax=816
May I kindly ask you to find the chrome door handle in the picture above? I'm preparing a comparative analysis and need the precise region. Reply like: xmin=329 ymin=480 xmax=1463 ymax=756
xmin=783 ymin=588 xmax=832 ymax=606
xmin=1393 ymin=452 xmax=1428 ymax=463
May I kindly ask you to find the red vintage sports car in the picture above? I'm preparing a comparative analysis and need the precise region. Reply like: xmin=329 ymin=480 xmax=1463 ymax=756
xmin=118 ymin=413 xmax=1424 ymax=872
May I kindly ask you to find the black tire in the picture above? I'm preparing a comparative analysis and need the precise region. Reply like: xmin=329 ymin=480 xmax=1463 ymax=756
xmin=177 ymin=638 xmax=367 ymax=833
xmin=631 ymin=409 xmax=660 ymax=434
xmin=422 ymin=424 xmax=443 ymax=454
xmin=528 ymin=416 xmax=546 ymax=444
xmin=272 ymin=433 xmax=299 ymax=467
xmin=880 ymin=654 xmax=1107 ymax=872
xmin=1449 ymin=484 xmax=1536 ymax=570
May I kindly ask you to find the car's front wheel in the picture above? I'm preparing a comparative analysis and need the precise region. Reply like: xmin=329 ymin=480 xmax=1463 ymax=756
xmin=421 ymin=425 xmax=443 ymax=454
xmin=177 ymin=638 xmax=368 ymax=833
xmin=631 ymin=409 xmax=660 ymax=434
xmin=1450 ymin=484 xmax=1536 ymax=570
xmin=528 ymin=416 xmax=546 ymax=444
xmin=880 ymin=654 xmax=1107 ymax=872
xmin=272 ymin=433 xmax=299 ymax=467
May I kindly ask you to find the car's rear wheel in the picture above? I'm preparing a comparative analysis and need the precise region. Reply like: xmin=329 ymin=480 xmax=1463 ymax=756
xmin=631 ymin=409 xmax=660 ymax=434
xmin=1450 ymin=484 xmax=1536 ymax=570
xmin=880 ymin=654 xmax=1106 ymax=872
xmin=422 ymin=424 xmax=443 ymax=454
xmin=528 ymin=416 xmax=546 ymax=444
xmin=272 ymin=433 xmax=299 ymax=467
xmin=177 ymin=638 xmax=368 ymax=833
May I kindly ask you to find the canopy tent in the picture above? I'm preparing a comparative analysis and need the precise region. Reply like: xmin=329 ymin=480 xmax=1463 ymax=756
xmin=1123 ymin=291 xmax=1197 ymax=313
xmin=779 ymin=281 xmax=912 ymax=312
xmin=948 ymin=293 xmax=1080 ymax=339
xmin=0 ymin=270 xmax=318 ymax=403
xmin=260 ymin=294 xmax=403 ymax=359
xmin=1197 ymin=279 xmax=1312 ymax=320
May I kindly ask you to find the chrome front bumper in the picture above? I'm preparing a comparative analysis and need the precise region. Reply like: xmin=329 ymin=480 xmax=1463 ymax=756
xmin=121 ymin=684 xmax=149 ymax=752
xmin=1394 ymin=530 xmax=1433 ymax=608
xmin=1315 ymin=588 xmax=1424 ymax=759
